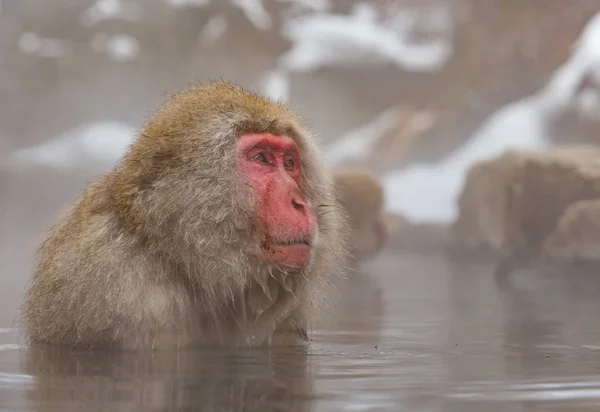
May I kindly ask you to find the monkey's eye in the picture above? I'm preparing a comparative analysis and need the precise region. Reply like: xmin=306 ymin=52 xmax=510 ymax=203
xmin=254 ymin=153 xmax=268 ymax=163
xmin=284 ymin=158 xmax=295 ymax=169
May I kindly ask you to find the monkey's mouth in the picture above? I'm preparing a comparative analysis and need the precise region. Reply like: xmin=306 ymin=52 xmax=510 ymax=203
xmin=262 ymin=237 xmax=313 ymax=269
xmin=272 ymin=239 xmax=311 ymax=247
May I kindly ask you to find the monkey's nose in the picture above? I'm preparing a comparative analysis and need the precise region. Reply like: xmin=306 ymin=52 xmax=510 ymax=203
xmin=291 ymin=197 xmax=306 ymax=212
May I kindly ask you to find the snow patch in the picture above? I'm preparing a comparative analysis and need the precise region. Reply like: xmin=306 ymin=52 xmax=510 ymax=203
xmin=17 ymin=32 xmax=67 ymax=58
xmin=231 ymin=0 xmax=272 ymax=30
xmin=325 ymin=108 xmax=400 ymax=166
xmin=81 ymin=0 xmax=140 ymax=27
xmin=261 ymin=70 xmax=290 ymax=102
xmin=383 ymin=97 xmax=548 ymax=223
xmin=165 ymin=0 xmax=211 ymax=7
xmin=275 ymin=0 xmax=329 ymax=13
xmin=264 ymin=2 xmax=453 ymax=100
xmin=537 ymin=12 xmax=600 ymax=121
xmin=379 ymin=12 xmax=600 ymax=223
xmin=200 ymin=14 xmax=229 ymax=43
xmin=91 ymin=33 xmax=139 ymax=62
xmin=9 ymin=121 xmax=137 ymax=172
xmin=278 ymin=5 xmax=452 ymax=73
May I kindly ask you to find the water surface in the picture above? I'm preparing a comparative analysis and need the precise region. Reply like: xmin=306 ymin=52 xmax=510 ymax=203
xmin=2 ymin=250 xmax=600 ymax=411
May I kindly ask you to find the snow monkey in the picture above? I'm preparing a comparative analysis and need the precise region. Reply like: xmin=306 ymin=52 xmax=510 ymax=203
xmin=22 ymin=81 xmax=349 ymax=349
xmin=333 ymin=168 xmax=387 ymax=261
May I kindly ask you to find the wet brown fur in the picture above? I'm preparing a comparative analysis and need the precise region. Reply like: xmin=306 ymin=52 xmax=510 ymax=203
xmin=333 ymin=168 xmax=386 ymax=261
xmin=21 ymin=81 xmax=349 ymax=349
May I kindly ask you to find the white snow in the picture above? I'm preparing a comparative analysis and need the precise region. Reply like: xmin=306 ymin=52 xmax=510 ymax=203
xmin=165 ymin=0 xmax=211 ymax=7
xmin=275 ymin=0 xmax=329 ymax=13
xmin=382 ymin=97 xmax=548 ymax=223
xmin=574 ymin=87 xmax=600 ymax=120
xmin=91 ymin=33 xmax=140 ymax=62
xmin=324 ymin=107 xmax=435 ymax=167
xmin=17 ymin=32 xmax=67 ymax=58
xmin=278 ymin=4 xmax=452 ymax=73
xmin=18 ymin=32 xmax=43 ymax=54
xmin=261 ymin=69 xmax=290 ymax=102
xmin=325 ymin=108 xmax=400 ymax=166
xmin=80 ymin=0 xmax=140 ymax=27
xmin=9 ymin=122 xmax=137 ymax=172
xmin=384 ymin=2 xmax=453 ymax=35
xmin=264 ymin=2 xmax=453 ymax=100
xmin=231 ymin=0 xmax=272 ymax=30
xmin=377 ymin=11 xmax=600 ymax=223
xmin=105 ymin=34 xmax=140 ymax=62
xmin=165 ymin=0 xmax=273 ymax=30
xmin=537 ymin=12 xmax=600 ymax=122
xmin=199 ymin=14 xmax=229 ymax=43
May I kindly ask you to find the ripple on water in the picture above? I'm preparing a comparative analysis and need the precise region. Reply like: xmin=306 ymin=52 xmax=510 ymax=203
xmin=0 ymin=372 xmax=36 ymax=389
xmin=0 ymin=344 xmax=24 ymax=351
xmin=448 ymin=379 xmax=600 ymax=402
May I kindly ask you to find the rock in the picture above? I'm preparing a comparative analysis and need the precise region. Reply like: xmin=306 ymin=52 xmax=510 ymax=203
xmin=505 ymin=145 xmax=600 ymax=257
xmin=452 ymin=145 xmax=600 ymax=259
xmin=543 ymin=199 xmax=600 ymax=262
xmin=450 ymin=150 xmax=523 ymax=255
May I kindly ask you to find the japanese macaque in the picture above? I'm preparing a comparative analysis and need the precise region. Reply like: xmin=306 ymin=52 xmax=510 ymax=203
xmin=333 ymin=169 xmax=387 ymax=261
xmin=21 ymin=81 xmax=348 ymax=350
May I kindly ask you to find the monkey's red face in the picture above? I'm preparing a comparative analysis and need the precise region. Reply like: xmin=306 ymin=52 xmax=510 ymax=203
xmin=237 ymin=133 xmax=318 ymax=270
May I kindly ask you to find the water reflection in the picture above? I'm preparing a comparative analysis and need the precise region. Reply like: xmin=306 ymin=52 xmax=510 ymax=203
xmin=319 ymin=268 xmax=384 ymax=345
xmin=20 ymin=345 xmax=312 ymax=412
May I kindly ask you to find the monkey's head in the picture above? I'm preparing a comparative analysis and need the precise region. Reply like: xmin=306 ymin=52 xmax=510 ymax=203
xmin=236 ymin=132 xmax=318 ymax=269
xmin=110 ymin=81 xmax=346 ymax=289
xmin=334 ymin=169 xmax=388 ymax=261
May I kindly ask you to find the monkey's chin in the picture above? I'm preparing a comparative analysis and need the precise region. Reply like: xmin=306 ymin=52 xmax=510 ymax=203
xmin=263 ymin=244 xmax=312 ymax=271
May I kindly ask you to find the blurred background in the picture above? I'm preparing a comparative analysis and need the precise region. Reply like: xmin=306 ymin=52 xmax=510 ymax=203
xmin=2 ymin=0 xmax=600 ymax=318
xmin=5 ymin=2 xmax=600 ymax=410
xmin=2 ymin=0 xmax=600 ymax=324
